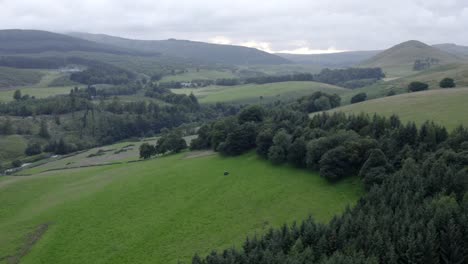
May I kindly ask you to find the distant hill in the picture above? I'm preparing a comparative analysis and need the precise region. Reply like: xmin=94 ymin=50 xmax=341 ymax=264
xmin=277 ymin=50 xmax=380 ymax=67
xmin=328 ymin=87 xmax=468 ymax=131
xmin=0 ymin=29 xmax=155 ymax=56
xmin=360 ymin=40 xmax=465 ymax=76
xmin=69 ymin=32 xmax=290 ymax=65
xmin=433 ymin=43 xmax=468 ymax=58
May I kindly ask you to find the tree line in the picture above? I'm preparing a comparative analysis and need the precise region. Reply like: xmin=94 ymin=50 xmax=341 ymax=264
xmin=189 ymin=97 xmax=468 ymax=263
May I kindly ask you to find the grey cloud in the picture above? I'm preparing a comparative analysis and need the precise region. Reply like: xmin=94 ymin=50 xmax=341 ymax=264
xmin=0 ymin=0 xmax=467 ymax=53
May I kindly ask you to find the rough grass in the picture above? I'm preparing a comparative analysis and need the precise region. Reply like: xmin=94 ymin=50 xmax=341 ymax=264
xmin=0 ymin=135 xmax=28 ymax=167
xmin=0 ymin=67 xmax=44 ymax=88
xmin=328 ymin=87 xmax=468 ymax=130
xmin=0 ymin=152 xmax=362 ymax=264
xmin=0 ymin=87 xmax=75 ymax=102
xmin=172 ymin=81 xmax=347 ymax=104
xmin=341 ymin=63 xmax=468 ymax=104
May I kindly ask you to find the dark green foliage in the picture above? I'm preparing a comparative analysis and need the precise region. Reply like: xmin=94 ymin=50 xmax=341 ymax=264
xmin=11 ymin=159 xmax=22 ymax=168
xmin=13 ymin=89 xmax=22 ymax=101
xmin=70 ymin=63 xmax=136 ymax=85
xmin=439 ymin=78 xmax=456 ymax=88
xmin=238 ymin=105 xmax=265 ymax=124
xmin=319 ymin=146 xmax=351 ymax=181
xmin=350 ymin=93 xmax=367 ymax=104
xmin=139 ymin=143 xmax=155 ymax=159
xmin=25 ymin=143 xmax=42 ymax=156
xmin=38 ymin=119 xmax=50 ymax=139
xmin=156 ymin=131 xmax=187 ymax=154
xmin=408 ymin=81 xmax=429 ymax=92
xmin=256 ymin=128 xmax=274 ymax=159
xmin=268 ymin=129 xmax=291 ymax=164
xmin=297 ymin=92 xmax=341 ymax=113
xmin=219 ymin=122 xmax=257 ymax=156
xmin=287 ymin=137 xmax=307 ymax=167
xmin=359 ymin=149 xmax=392 ymax=189
xmin=386 ymin=90 xmax=396 ymax=96
xmin=194 ymin=110 xmax=468 ymax=264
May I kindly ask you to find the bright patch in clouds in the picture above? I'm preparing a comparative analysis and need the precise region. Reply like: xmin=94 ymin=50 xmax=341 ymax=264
xmin=209 ymin=37 xmax=347 ymax=54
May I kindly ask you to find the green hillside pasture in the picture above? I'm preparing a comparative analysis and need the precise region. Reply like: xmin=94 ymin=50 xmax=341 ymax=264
xmin=0 ymin=67 xmax=44 ymax=88
xmin=0 ymin=86 xmax=74 ymax=102
xmin=20 ymin=136 xmax=197 ymax=175
xmin=341 ymin=64 xmax=468 ymax=104
xmin=328 ymin=87 xmax=468 ymax=130
xmin=0 ymin=135 xmax=28 ymax=167
xmin=161 ymin=69 xmax=237 ymax=82
xmin=0 ymin=151 xmax=362 ymax=264
xmin=172 ymin=81 xmax=347 ymax=104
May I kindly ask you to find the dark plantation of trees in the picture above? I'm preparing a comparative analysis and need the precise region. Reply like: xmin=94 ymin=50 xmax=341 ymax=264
xmin=243 ymin=68 xmax=384 ymax=88
xmin=191 ymin=98 xmax=468 ymax=263
xmin=165 ymin=68 xmax=385 ymax=89
xmin=70 ymin=63 xmax=136 ymax=85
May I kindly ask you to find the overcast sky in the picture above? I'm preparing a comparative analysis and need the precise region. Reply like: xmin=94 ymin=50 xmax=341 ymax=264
xmin=1 ymin=0 xmax=468 ymax=54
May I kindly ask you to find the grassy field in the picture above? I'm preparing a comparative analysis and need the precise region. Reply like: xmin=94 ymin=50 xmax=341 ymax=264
xmin=0 ymin=135 xmax=28 ymax=167
xmin=161 ymin=69 xmax=236 ymax=82
xmin=0 ymin=86 xmax=76 ymax=102
xmin=328 ymin=87 xmax=468 ymax=130
xmin=0 ymin=150 xmax=362 ymax=264
xmin=341 ymin=63 xmax=468 ymax=104
xmin=172 ymin=81 xmax=347 ymax=104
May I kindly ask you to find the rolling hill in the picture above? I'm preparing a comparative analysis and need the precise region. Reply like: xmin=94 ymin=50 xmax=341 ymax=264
xmin=69 ymin=32 xmax=290 ymax=65
xmin=0 ymin=149 xmax=361 ymax=264
xmin=360 ymin=40 xmax=465 ymax=77
xmin=328 ymin=87 xmax=468 ymax=130
xmin=0 ymin=29 xmax=155 ymax=56
xmin=433 ymin=43 xmax=468 ymax=58
xmin=277 ymin=50 xmax=380 ymax=67
xmin=172 ymin=81 xmax=347 ymax=104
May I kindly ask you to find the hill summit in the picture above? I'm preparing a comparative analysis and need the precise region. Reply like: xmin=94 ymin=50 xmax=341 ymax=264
xmin=360 ymin=40 xmax=464 ymax=76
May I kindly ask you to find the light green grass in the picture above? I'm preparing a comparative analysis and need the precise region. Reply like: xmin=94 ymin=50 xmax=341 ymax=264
xmin=161 ymin=69 xmax=236 ymax=82
xmin=0 ymin=86 xmax=76 ymax=102
xmin=0 ymin=151 xmax=362 ymax=264
xmin=329 ymin=87 xmax=468 ymax=130
xmin=172 ymin=81 xmax=347 ymax=104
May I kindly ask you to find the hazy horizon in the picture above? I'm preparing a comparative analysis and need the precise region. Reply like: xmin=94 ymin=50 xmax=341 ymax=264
xmin=1 ymin=0 xmax=468 ymax=54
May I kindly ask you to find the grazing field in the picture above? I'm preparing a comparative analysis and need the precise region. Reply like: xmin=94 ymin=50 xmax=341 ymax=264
xmin=0 ymin=135 xmax=28 ymax=167
xmin=328 ymin=87 xmax=468 ymax=130
xmin=172 ymin=81 xmax=347 ymax=104
xmin=341 ymin=63 xmax=468 ymax=104
xmin=0 ymin=86 xmax=75 ymax=102
xmin=161 ymin=69 xmax=236 ymax=82
xmin=0 ymin=151 xmax=362 ymax=264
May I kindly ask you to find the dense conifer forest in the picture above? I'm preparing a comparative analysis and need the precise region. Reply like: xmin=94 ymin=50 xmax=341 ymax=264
xmin=191 ymin=95 xmax=468 ymax=264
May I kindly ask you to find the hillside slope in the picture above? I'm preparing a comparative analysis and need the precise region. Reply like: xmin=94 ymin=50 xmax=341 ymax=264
xmin=277 ymin=50 xmax=380 ymax=67
xmin=0 ymin=151 xmax=361 ymax=264
xmin=360 ymin=40 xmax=464 ymax=76
xmin=69 ymin=32 xmax=290 ymax=65
xmin=0 ymin=29 xmax=154 ymax=56
xmin=433 ymin=43 xmax=468 ymax=58
xmin=329 ymin=87 xmax=468 ymax=130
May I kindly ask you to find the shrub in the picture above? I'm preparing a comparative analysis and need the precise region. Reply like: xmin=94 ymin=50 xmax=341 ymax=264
xmin=439 ymin=78 xmax=456 ymax=88
xmin=25 ymin=143 xmax=42 ymax=156
xmin=350 ymin=93 xmax=367 ymax=104
xmin=408 ymin=81 xmax=428 ymax=92
xmin=12 ymin=159 xmax=23 ymax=168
